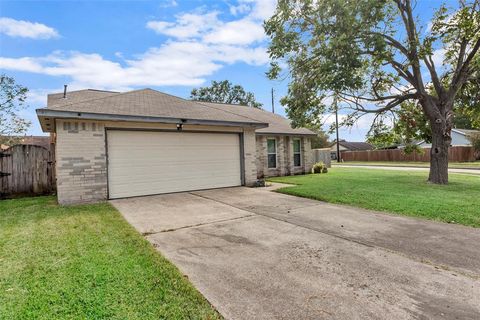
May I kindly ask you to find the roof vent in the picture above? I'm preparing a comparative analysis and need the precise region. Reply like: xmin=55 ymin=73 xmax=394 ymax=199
xmin=63 ymin=85 xmax=67 ymax=98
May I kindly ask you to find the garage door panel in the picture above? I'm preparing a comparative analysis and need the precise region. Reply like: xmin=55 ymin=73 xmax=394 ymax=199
xmin=107 ymin=130 xmax=242 ymax=199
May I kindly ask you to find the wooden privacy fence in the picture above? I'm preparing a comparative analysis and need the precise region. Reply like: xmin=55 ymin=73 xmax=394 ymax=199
xmin=312 ymin=148 xmax=332 ymax=167
xmin=341 ymin=146 xmax=477 ymax=162
xmin=0 ymin=145 xmax=55 ymax=198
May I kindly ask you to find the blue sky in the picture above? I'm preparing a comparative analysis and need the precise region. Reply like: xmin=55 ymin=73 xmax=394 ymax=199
xmin=0 ymin=0 xmax=451 ymax=140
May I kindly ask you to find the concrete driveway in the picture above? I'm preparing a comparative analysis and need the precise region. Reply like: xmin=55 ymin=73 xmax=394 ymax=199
xmin=111 ymin=187 xmax=480 ymax=320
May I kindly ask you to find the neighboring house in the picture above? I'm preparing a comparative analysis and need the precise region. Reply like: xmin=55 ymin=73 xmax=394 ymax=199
xmin=329 ymin=140 xmax=374 ymax=160
xmin=1 ymin=135 xmax=52 ymax=150
xmin=37 ymin=88 xmax=316 ymax=204
xmin=416 ymin=129 xmax=480 ymax=148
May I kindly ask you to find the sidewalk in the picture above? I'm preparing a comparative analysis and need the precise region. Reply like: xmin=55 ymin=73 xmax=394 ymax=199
xmin=334 ymin=164 xmax=480 ymax=175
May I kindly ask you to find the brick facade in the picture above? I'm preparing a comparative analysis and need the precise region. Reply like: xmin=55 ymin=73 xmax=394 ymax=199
xmin=255 ymin=135 xmax=313 ymax=178
xmin=55 ymin=120 xmax=257 ymax=204
xmin=55 ymin=120 xmax=107 ymax=205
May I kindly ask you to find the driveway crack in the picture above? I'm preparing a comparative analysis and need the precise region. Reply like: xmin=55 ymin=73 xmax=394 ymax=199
xmin=142 ymin=213 xmax=255 ymax=236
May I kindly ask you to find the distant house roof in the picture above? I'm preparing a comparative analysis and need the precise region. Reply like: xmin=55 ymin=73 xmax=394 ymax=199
xmin=415 ymin=128 xmax=480 ymax=146
xmin=331 ymin=140 xmax=374 ymax=151
xmin=37 ymin=88 xmax=315 ymax=136
xmin=1 ymin=135 xmax=51 ymax=150
xmin=453 ymin=128 xmax=480 ymax=136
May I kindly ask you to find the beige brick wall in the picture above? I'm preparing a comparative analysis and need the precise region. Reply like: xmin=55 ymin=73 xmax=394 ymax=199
xmin=242 ymin=128 xmax=258 ymax=186
xmin=55 ymin=119 xmax=107 ymax=205
xmin=302 ymin=137 xmax=314 ymax=173
xmin=255 ymin=135 xmax=313 ymax=178
xmin=55 ymin=119 xmax=258 ymax=204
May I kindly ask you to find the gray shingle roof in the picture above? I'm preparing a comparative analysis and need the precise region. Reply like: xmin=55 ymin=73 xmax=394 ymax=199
xmin=44 ymin=88 xmax=265 ymax=125
xmin=197 ymin=101 xmax=316 ymax=136
xmin=453 ymin=128 xmax=480 ymax=136
xmin=333 ymin=140 xmax=373 ymax=151
xmin=39 ymin=88 xmax=315 ymax=135
xmin=48 ymin=89 xmax=119 ymax=107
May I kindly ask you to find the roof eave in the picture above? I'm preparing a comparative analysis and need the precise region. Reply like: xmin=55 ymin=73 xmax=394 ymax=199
xmin=36 ymin=109 xmax=268 ymax=132
xmin=255 ymin=131 xmax=317 ymax=137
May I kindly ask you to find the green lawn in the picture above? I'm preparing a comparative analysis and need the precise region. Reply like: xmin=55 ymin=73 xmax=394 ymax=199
xmin=332 ymin=161 xmax=480 ymax=169
xmin=0 ymin=196 xmax=220 ymax=320
xmin=269 ymin=168 xmax=480 ymax=228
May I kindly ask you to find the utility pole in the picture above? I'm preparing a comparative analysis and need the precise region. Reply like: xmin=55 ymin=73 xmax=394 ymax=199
xmin=334 ymin=93 xmax=341 ymax=163
xmin=271 ymin=88 xmax=275 ymax=113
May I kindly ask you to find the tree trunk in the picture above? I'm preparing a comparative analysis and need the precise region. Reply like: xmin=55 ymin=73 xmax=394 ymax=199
xmin=428 ymin=117 xmax=451 ymax=184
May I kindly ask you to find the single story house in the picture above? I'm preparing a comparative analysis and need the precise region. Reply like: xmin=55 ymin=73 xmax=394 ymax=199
xmin=330 ymin=140 xmax=374 ymax=160
xmin=416 ymin=128 xmax=479 ymax=148
xmin=37 ymin=88 xmax=315 ymax=204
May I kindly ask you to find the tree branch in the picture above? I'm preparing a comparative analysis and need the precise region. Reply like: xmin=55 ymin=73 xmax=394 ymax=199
xmin=423 ymin=54 xmax=444 ymax=96
xmin=367 ymin=31 xmax=409 ymax=57
xmin=394 ymin=0 xmax=426 ymax=93
xmin=339 ymin=92 xmax=416 ymax=113
xmin=449 ymin=35 xmax=480 ymax=97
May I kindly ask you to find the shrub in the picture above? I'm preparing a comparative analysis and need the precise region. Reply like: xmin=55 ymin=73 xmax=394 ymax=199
xmin=469 ymin=133 xmax=480 ymax=160
xmin=312 ymin=161 xmax=327 ymax=174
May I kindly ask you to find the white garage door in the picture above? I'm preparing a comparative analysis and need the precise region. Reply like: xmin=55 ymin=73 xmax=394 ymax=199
xmin=107 ymin=130 xmax=242 ymax=199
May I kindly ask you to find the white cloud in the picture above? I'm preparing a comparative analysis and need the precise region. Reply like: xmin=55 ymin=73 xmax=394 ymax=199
xmin=203 ymin=18 xmax=265 ymax=45
xmin=0 ymin=17 xmax=58 ymax=39
xmin=146 ymin=0 xmax=275 ymax=45
xmin=26 ymin=88 xmax=50 ymax=106
xmin=248 ymin=0 xmax=276 ymax=20
xmin=159 ymin=0 xmax=178 ymax=8
xmin=0 ymin=42 xmax=268 ymax=90
xmin=230 ymin=3 xmax=251 ymax=16
xmin=0 ymin=1 xmax=273 ymax=90
xmin=0 ymin=57 xmax=44 ymax=72
xmin=431 ymin=48 xmax=446 ymax=67
xmin=146 ymin=11 xmax=221 ymax=39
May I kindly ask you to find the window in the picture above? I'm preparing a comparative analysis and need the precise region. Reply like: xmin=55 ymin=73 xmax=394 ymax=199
xmin=293 ymin=139 xmax=302 ymax=167
xmin=267 ymin=138 xmax=277 ymax=168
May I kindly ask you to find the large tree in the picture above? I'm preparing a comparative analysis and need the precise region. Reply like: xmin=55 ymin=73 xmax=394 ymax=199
xmin=265 ymin=0 xmax=480 ymax=184
xmin=368 ymin=55 xmax=480 ymax=146
xmin=0 ymin=75 xmax=30 ymax=145
xmin=191 ymin=80 xmax=262 ymax=108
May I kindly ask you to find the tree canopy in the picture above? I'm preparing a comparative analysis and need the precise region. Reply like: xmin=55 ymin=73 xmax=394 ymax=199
xmin=190 ymin=80 xmax=262 ymax=108
xmin=0 ymin=75 xmax=30 ymax=145
xmin=265 ymin=0 xmax=480 ymax=184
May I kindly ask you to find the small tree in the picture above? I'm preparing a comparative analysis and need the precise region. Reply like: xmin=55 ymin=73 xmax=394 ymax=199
xmin=191 ymin=80 xmax=262 ymax=108
xmin=265 ymin=0 xmax=480 ymax=184
xmin=0 ymin=75 xmax=30 ymax=146
xmin=469 ymin=133 xmax=480 ymax=160
xmin=368 ymin=100 xmax=432 ymax=149
xmin=310 ymin=129 xmax=330 ymax=149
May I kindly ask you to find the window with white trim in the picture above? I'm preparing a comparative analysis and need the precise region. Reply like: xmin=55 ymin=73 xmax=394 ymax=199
xmin=293 ymin=138 xmax=302 ymax=167
xmin=267 ymin=138 xmax=277 ymax=168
